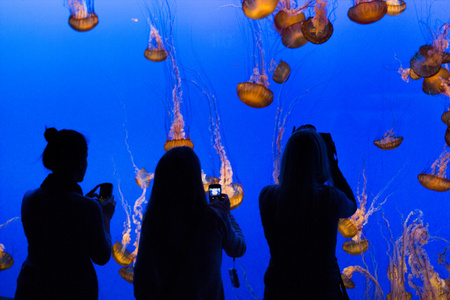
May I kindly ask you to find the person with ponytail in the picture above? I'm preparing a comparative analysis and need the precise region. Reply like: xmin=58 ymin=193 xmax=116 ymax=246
xmin=15 ymin=127 xmax=116 ymax=300
xmin=259 ymin=126 xmax=356 ymax=299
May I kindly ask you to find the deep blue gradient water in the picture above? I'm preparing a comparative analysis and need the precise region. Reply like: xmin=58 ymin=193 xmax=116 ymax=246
xmin=1 ymin=0 xmax=450 ymax=299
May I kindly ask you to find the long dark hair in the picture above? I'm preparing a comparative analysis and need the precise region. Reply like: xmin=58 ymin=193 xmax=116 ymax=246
xmin=144 ymin=146 xmax=207 ymax=221
xmin=276 ymin=129 xmax=332 ymax=227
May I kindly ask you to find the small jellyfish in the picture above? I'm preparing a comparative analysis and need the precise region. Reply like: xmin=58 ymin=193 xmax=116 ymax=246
xmin=237 ymin=68 xmax=274 ymax=108
xmin=418 ymin=146 xmax=450 ymax=192
xmin=386 ymin=0 xmax=406 ymax=16
xmin=338 ymin=218 xmax=358 ymax=239
xmin=342 ymin=239 xmax=370 ymax=255
xmin=0 ymin=244 xmax=13 ymax=271
xmin=135 ymin=168 xmax=152 ymax=189
xmin=119 ymin=266 xmax=134 ymax=283
xmin=242 ymin=0 xmax=279 ymax=20
xmin=272 ymin=60 xmax=291 ymax=83
xmin=144 ymin=25 xmax=168 ymax=63
xmin=301 ymin=0 xmax=333 ymax=45
xmin=341 ymin=273 xmax=355 ymax=289
xmin=66 ymin=0 xmax=98 ymax=32
xmin=112 ymin=241 xmax=134 ymax=266
xmin=422 ymin=67 xmax=450 ymax=95
xmin=373 ymin=128 xmax=403 ymax=150
xmin=348 ymin=0 xmax=387 ymax=25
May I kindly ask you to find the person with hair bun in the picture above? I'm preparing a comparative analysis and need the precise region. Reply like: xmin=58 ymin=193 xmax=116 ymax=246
xmin=259 ymin=126 xmax=356 ymax=299
xmin=15 ymin=127 xmax=116 ymax=300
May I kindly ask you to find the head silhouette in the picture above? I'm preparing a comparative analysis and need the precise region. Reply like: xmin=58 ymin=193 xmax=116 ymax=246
xmin=148 ymin=146 xmax=207 ymax=212
xmin=42 ymin=127 xmax=88 ymax=182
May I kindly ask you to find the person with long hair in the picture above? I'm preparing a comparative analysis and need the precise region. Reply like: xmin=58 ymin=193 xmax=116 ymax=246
xmin=133 ymin=146 xmax=246 ymax=300
xmin=15 ymin=127 xmax=116 ymax=300
xmin=259 ymin=126 xmax=356 ymax=299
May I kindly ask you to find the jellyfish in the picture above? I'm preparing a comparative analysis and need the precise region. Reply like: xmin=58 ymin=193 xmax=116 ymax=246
xmin=386 ymin=0 xmax=406 ymax=16
xmin=301 ymin=0 xmax=333 ymax=45
xmin=119 ymin=266 xmax=134 ymax=283
xmin=398 ymin=67 xmax=422 ymax=82
xmin=274 ymin=0 xmax=311 ymax=48
xmin=422 ymin=67 xmax=450 ymax=95
xmin=0 ymin=217 xmax=20 ymax=271
xmin=404 ymin=210 xmax=449 ymax=298
xmin=272 ymin=60 xmax=291 ymax=83
xmin=410 ymin=24 xmax=450 ymax=78
xmin=112 ymin=241 xmax=134 ymax=266
xmin=242 ymin=0 xmax=279 ymax=20
xmin=342 ymin=266 xmax=384 ymax=299
xmin=343 ymin=166 xmax=396 ymax=255
xmin=66 ymin=0 xmax=98 ymax=32
xmin=442 ymin=111 xmax=450 ymax=126
xmin=338 ymin=218 xmax=358 ymax=239
xmin=144 ymin=25 xmax=168 ymax=62
xmin=341 ymin=273 xmax=355 ymax=289
xmin=418 ymin=146 xmax=450 ymax=192
xmin=237 ymin=22 xmax=273 ymax=108
xmin=373 ymin=128 xmax=403 ymax=150
xmin=347 ymin=0 xmax=387 ymax=25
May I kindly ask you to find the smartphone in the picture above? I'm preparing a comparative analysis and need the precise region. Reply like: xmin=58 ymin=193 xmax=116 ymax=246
xmin=99 ymin=183 xmax=113 ymax=203
xmin=209 ymin=184 xmax=221 ymax=202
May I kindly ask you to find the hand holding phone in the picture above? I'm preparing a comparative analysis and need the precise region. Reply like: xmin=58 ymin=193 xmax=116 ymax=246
xmin=209 ymin=184 xmax=222 ymax=202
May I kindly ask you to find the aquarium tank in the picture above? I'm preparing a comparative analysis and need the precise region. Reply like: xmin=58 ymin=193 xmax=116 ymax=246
xmin=1 ymin=0 xmax=450 ymax=299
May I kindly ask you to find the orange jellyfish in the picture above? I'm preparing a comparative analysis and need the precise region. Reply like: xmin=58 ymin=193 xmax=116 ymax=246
xmin=341 ymin=273 xmax=355 ymax=289
xmin=237 ymin=22 xmax=273 ymax=108
xmin=242 ymin=0 xmax=279 ymax=20
xmin=342 ymin=266 xmax=384 ymax=298
xmin=410 ymin=24 xmax=450 ymax=78
xmin=112 ymin=241 xmax=134 ymax=266
xmin=274 ymin=0 xmax=310 ymax=48
xmin=386 ymin=0 xmax=406 ymax=16
xmin=119 ymin=266 xmax=134 ymax=283
xmin=144 ymin=25 xmax=168 ymax=62
xmin=0 ymin=244 xmax=13 ymax=271
xmin=273 ymin=60 xmax=291 ymax=83
xmin=348 ymin=0 xmax=387 ymax=25
xmin=301 ymin=0 xmax=333 ymax=44
xmin=418 ymin=146 xmax=450 ymax=192
xmin=422 ymin=67 xmax=450 ymax=95
xmin=66 ymin=0 xmax=98 ymax=32
xmin=338 ymin=218 xmax=358 ymax=239
xmin=373 ymin=128 xmax=403 ymax=150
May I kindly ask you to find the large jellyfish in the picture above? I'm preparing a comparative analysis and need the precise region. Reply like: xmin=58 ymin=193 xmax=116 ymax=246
xmin=144 ymin=25 xmax=168 ymax=62
xmin=342 ymin=167 xmax=396 ymax=255
xmin=404 ymin=210 xmax=449 ymax=299
xmin=373 ymin=128 xmax=403 ymax=150
xmin=273 ymin=0 xmax=311 ymax=48
xmin=342 ymin=265 xmax=384 ymax=299
xmin=237 ymin=21 xmax=274 ymax=108
xmin=417 ymin=146 xmax=450 ymax=192
xmin=242 ymin=0 xmax=279 ymax=20
xmin=65 ymin=0 xmax=98 ymax=32
xmin=0 ymin=217 xmax=20 ymax=271
xmin=386 ymin=0 xmax=406 ymax=16
xmin=410 ymin=23 xmax=450 ymax=78
xmin=301 ymin=0 xmax=334 ymax=45
xmin=347 ymin=0 xmax=387 ymax=25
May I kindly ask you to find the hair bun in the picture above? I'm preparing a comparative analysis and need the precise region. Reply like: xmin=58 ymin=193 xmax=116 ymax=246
xmin=44 ymin=127 xmax=59 ymax=143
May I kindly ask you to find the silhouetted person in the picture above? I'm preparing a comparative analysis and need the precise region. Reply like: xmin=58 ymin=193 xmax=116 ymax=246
xmin=133 ymin=146 xmax=246 ymax=300
xmin=15 ymin=128 xmax=116 ymax=300
xmin=259 ymin=126 xmax=356 ymax=299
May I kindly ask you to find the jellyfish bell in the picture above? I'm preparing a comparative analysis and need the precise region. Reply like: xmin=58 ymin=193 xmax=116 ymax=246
xmin=417 ymin=174 xmax=450 ymax=192
xmin=386 ymin=0 xmax=406 ymax=16
xmin=341 ymin=273 xmax=355 ymax=289
xmin=144 ymin=48 xmax=168 ymax=62
xmin=242 ymin=0 xmax=279 ymax=20
xmin=301 ymin=16 xmax=333 ymax=45
xmin=386 ymin=293 xmax=412 ymax=300
xmin=338 ymin=218 xmax=357 ymax=239
xmin=281 ymin=22 xmax=309 ymax=49
xmin=0 ymin=246 xmax=13 ymax=271
xmin=274 ymin=10 xmax=305 ymax=32
xmin=119 ymin=266 xmax=134 ymax=283
xmin=237 ymin=82 xmax=274 ymax=108
xmin=273 ymin=60 xmax=291 ymax=83
xmin=68 ymin=13 xmax=98 ymax=32
xmin=410 ymin=45 xmax=444 ymax=78
xmin=164 ymin=138 xmax=194 ymax=152
xmin=422 ymin=67 xmax=450 ymax=95
xmin=342 ymin=239 xmax=369 ymax=255
xmin=112 ymin=241 xmax=134 ymax=266
xmin=442 ymin=111 xmax=450 ymax=126
xmin=135 ymin=168 xmax=152 ymax=189
xmin=373 ymin=136 xmax=403 ymax=150
xmin=348 ymin=0 xmax=387 ymax=25
xmin=228 ymin=183 xmax=244 ymax=210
